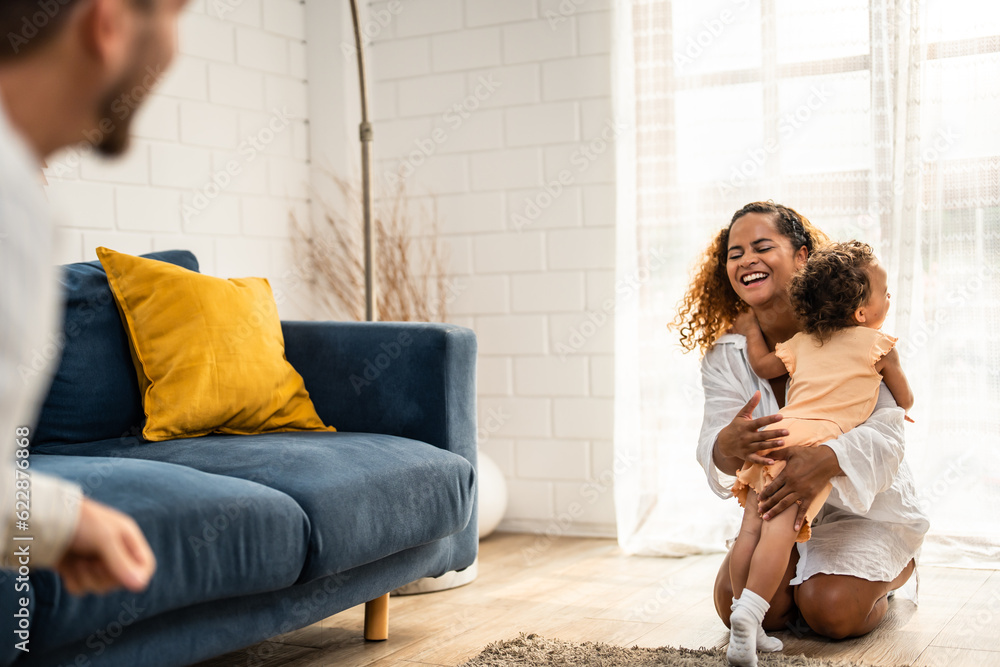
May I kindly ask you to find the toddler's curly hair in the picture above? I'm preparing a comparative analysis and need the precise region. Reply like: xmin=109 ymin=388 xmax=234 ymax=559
xmin=789 ymin=241 xmax=878 ymax=343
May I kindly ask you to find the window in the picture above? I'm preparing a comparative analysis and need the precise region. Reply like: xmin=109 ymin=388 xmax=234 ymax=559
xmin=618 ymin=0 xmax=1000 ymax=566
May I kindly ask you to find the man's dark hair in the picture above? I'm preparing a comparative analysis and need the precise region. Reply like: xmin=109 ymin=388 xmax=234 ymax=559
xmin=1 ymin=0 xmax=152 ymax=60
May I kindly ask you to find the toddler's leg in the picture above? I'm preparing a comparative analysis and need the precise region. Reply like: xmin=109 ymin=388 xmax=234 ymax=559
xmin=727 ymin=491 xmax=783 ymax=665
xmin=746 ymin=505 xmax=799 ymax=602
xmin=730 ymin=489 xmax=763 ymax=600
xmin=729 ymin=506 xmax=798 ymax=666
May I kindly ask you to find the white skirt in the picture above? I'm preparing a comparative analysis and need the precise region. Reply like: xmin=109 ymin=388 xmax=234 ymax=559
xmin=792 ymin=505 xmax=921 ymax=602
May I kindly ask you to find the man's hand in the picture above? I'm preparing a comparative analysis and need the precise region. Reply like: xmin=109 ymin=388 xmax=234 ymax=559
xmin=758 ymin=445 xmax=842 ymax=531
xmin=56 ymin=498 xmax=156 ymax=596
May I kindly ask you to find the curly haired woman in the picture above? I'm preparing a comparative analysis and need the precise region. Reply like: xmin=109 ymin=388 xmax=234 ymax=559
xmin=674 ymin=202 xmax=928 ymax=661
xmin=724 ymin=240 xmax=916 ymax=665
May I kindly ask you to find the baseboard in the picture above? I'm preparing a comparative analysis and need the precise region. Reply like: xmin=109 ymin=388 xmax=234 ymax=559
xmin=493 ymin=519 xmax=618 ymax=539
xmin=392 ymin=559 xmax=479 ymax=595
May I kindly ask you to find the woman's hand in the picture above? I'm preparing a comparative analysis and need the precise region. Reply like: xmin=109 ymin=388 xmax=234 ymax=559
xmin=758 ymin=445 xmax=843 ymax=531
xmin=714 ymin=391 xmax=788 ymax=472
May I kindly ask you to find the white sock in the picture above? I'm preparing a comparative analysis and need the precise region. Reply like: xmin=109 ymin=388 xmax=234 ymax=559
xmin=732 ymin=597 xmax=783 ymax=652
xmin=727 ymin=590 xmax=770 ymax=667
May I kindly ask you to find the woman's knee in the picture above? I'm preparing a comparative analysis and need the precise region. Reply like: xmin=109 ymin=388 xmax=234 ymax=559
xmin=796 ymin=578 xmax=869 ymax=639
xmin=716 ymin=548 xmax=798 ymax=631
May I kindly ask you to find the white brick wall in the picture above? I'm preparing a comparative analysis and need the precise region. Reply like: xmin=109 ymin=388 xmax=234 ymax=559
xmin=43 ymin=0 xmax=311 ymax=317
xmin=39 ymin=0 xmax=620 ymax=538
xmin=368 ymin=0 xmax=617 ymax=537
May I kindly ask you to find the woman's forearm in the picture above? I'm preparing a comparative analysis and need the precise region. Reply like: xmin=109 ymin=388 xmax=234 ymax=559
xmin=815 ymin=444 xmax=845 ymax=479
xmin=757 ymin=444 xmax=845 ymax=519
xmin=823 ymin=385 xmax=906 ymax=514
xmin=712 ymin=436 xmax=743 ymax=476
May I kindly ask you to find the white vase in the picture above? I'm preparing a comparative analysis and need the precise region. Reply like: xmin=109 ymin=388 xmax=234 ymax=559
xmin=393 ymin=451 xmax=508 ymax=595
xmin=478 ymin=450 xmax=507 ymax=539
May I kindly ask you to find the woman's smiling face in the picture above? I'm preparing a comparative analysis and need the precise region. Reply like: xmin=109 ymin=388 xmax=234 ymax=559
xmin=726 ymin=212 xmax=808 ymax=309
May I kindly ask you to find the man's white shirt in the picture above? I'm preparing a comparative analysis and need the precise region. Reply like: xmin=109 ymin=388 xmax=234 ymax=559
xmin=0 ymin=85 xmax=82 ymax=569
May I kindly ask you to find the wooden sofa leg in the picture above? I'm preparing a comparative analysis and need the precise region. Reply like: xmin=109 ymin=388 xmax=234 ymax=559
xmin=364 ymin=593 xmax=389 ymax=642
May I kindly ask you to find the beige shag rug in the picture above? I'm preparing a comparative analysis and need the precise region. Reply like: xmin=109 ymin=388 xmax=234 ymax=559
xmin=459 ymin=634 xmax=892 ymax=667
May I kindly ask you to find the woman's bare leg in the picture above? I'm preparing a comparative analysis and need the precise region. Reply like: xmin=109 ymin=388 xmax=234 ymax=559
xmin=719 ymin=515 xmax=918 ymax=642
xmin=730 ymin=490 xmax=763 ymax=600
xmin=795 ymin=559 xmax=916 ymax=639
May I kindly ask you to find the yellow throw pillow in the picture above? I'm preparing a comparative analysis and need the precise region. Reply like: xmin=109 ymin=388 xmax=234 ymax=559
xmin=97 ymin=247 xmax=335 ymax=441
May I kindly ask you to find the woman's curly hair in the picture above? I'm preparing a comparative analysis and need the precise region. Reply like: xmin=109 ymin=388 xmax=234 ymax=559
xmin=672 ymin=201 xmax=831 ymax=355
xmin=789 ymin=241 xmax=877 ymax=343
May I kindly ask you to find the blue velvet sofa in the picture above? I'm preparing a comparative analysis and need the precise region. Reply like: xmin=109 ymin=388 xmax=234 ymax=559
xmin=0 ymin=251 xmax=478 ymax=667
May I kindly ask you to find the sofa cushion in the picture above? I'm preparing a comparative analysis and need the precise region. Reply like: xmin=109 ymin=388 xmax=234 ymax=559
xmin=95 ymin=247 xmax=334 ymax=441
xmin=14 ymin=453 xmax=309 ymax=656
xmin=32 ymin=431 xmax=477 ymax=583
xmin=19 ymin=537 xmax=475 ymax=667
xmin=32 ymin=250 xmax=199 ymax=447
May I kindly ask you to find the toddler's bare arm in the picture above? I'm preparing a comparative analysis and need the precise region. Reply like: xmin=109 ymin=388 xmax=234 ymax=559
xmin=876 ymin=347 xmax=914 ymax=412
xmin=734 ymin=312 xmax=788 ymax=380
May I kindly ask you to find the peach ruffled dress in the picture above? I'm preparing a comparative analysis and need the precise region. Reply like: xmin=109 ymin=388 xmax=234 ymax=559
xmin=732 ymin=327 xmax=897 ymax=542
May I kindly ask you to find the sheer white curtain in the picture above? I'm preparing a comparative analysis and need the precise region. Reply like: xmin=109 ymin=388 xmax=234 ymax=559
xmin=614 ymin=0 xmax=1000 ymax=566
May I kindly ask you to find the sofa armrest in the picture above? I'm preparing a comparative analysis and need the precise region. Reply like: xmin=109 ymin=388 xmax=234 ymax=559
xmin=281 ymin=321 xmax=477 ymax=463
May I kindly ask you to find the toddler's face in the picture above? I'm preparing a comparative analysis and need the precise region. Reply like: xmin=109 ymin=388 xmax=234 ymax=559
xmin=857 ymin=261 xmax=890 ymax=329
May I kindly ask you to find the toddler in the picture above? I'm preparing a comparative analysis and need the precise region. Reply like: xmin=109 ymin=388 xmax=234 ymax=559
xmin=727 ymin=241 xmax=914 ymax=666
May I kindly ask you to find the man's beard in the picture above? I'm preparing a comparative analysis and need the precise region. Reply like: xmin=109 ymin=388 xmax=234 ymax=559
xmin=94 ymin=27 xmax=157 ymax=157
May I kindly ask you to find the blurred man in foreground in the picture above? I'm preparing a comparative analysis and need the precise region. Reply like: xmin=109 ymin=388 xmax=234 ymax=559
xmin=0 ymin=0 xmax=190 ymax=596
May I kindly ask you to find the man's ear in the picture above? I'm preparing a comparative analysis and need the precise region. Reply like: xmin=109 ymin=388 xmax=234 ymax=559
xmin=77 ymin=0 xmax=131 ymax=70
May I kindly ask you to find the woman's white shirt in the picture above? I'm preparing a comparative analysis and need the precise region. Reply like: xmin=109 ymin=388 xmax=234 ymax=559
xmin=697 ymin=334 xmax=929 ymax=586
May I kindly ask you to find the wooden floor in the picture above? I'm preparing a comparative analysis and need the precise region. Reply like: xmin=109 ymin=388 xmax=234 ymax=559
xmin=196 ymin=533 xmax=1000 ymax=667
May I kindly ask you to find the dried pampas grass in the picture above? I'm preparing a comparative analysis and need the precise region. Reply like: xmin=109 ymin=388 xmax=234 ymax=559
xmin=293 ymin=172 xmax=450 ymax=322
